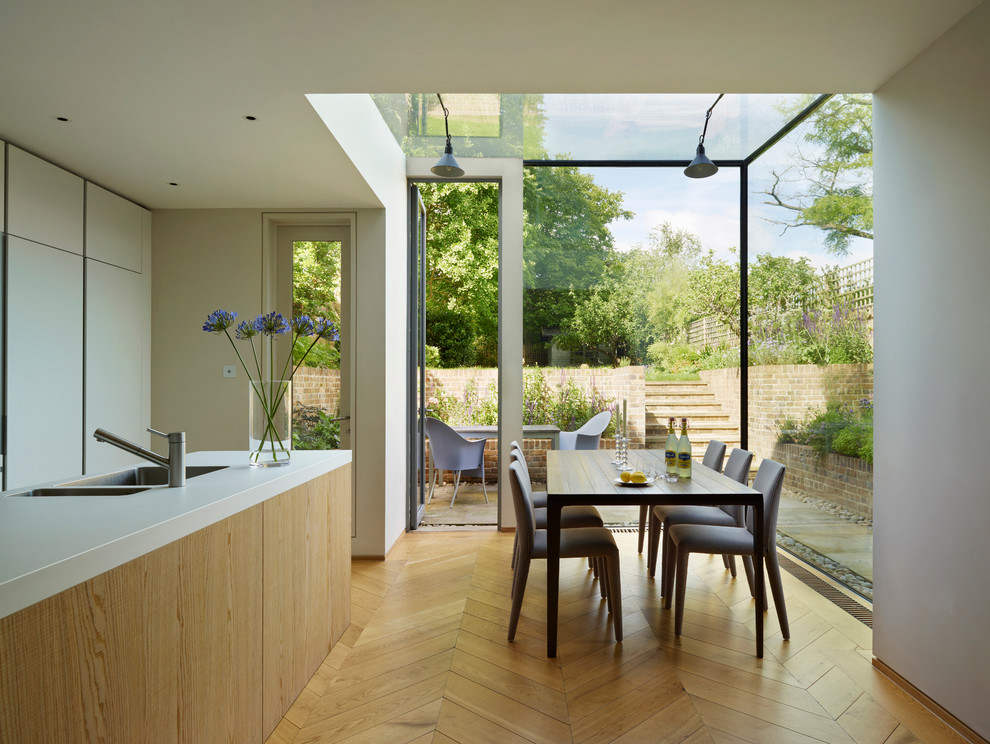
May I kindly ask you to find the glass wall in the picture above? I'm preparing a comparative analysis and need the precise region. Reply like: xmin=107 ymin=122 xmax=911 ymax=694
xmin=522 ymin=164 xmax=740 ymax=525
xmin=747 ymin=95 xmax=874 ymax=598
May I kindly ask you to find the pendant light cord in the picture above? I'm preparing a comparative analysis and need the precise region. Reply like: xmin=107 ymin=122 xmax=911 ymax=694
xmin=699 ymin=93 xmax=725 ymax=145
xmin=436 ymin=93 xmax=452 ymax=145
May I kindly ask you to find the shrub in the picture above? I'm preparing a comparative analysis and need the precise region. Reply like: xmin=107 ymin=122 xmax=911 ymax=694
xmin=292 ymin=405 xmax=340 ymax=450
xmin=779 ymin=398 xmax=873 ymax=464
xmin=424 ymin=344 xmax=441 ymax=368
xmin=426 ymin=308 xmax=477 ymax=367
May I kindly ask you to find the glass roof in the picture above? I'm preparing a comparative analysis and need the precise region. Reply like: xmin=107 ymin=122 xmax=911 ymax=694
xmin=372 ymin=93 xmax=823 ymax=162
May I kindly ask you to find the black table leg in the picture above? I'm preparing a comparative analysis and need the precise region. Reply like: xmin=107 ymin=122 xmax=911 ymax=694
xmin=547 ymin=501 xmax=562 ymax=657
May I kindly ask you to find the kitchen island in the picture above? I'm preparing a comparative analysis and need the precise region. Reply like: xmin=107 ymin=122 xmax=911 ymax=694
xmin=0 ymin=449 xmax=351 ymax=743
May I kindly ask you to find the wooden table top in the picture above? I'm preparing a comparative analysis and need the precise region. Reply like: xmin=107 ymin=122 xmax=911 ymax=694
xmin=546 ymin=449 xmax=758 ymax=504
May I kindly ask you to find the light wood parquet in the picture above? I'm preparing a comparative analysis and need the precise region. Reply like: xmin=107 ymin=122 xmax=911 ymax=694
xmin=265 ymin=531 xmax=969 ymax=744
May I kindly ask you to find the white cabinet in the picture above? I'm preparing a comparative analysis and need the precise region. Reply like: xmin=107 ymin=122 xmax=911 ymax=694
xmin=85 ymin=183 xmax=144 ymax=272
xmin=6 ymin=147 xmax=84 ymax=255
xmin=85 ymin=260 xmax=149 ymax=473
xmin=6 ymin=237 xmax=84 ymax=489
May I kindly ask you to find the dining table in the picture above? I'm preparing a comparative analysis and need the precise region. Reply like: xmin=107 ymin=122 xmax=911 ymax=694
xmin=544 ymin=448 xmax=766 ymax=658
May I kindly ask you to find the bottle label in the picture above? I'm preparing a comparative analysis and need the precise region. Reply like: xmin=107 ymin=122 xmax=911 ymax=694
xmin=677 ymin=453 xmax=691 ymax=464
xmin=665 ymin=451 xmax=676 ymax=464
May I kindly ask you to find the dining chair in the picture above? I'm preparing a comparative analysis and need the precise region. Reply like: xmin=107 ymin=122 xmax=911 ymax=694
xmin=508 ymin=447 xmax=604 ymax=570
xmin=558 ymin=410 xmax=612 ymax=450
xmin=510 ymin=440 xmax=546 ymax=508
xmin=425 ymin=417 xmax=488 ymax=508
xmin=668 ymin=457 xmax=789 ymax=640
xmin=506 ymin=460 xmax=623 ymax=642
xmin=648 ymin=447 xmax=754 ymax=601
xmin=637 ymin=439 xmax=728 ymax=553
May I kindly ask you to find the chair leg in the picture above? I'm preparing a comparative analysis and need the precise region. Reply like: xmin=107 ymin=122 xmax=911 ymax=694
xmin=428 ymin=467 xmax=439 ymax=503
xmin=637 ymin=504 xmax=648 ymax=553
xmin=725 ymin=554 xmax=738 ymax=578
xmin=481 ymin=463 xmax=489 ymax=504
xmin=741 ymin=555 xmax=757 ymax=600
xmin=449 ymin=472 xmax=461 ymax=508
xmin=508 ymin=556 xmax=530 ymax=641
xmin=606 ymin=555 xmax=623 ymax=642
xmin=647 ymin=508 xmax=662 ymax=578
xmin=766 ymin=552 xmax=790 ymax=640
xmin=599 ymin=557 xmax=612 ymax=609
xmin=511 ymin=532 xmax=518 ymax=570
xmin=673 ymin=546 xmax=690 ymax=636
xmin=662 ymin=526 xmax=676 ymax=607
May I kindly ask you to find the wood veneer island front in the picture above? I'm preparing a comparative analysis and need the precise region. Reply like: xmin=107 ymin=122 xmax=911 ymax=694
xmin=0 ymin=450 xmax=351 ymax=743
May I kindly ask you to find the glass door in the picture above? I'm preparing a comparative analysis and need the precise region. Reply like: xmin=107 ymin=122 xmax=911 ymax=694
xmin=408 ymin=185 xmax=427 ymax=529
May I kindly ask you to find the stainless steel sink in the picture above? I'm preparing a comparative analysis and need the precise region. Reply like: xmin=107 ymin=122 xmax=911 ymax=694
xmin=60 ymin=465 xmax=228 ymax=488
xmin=10 ymin=486 xmax=153 ymax=497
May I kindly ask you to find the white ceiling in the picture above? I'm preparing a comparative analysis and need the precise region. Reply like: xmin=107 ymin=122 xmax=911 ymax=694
xmin=0 ymin=0 xmax=980 ymax=210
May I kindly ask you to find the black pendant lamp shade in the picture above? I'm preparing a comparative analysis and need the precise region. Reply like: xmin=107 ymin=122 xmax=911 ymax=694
xmin=684 ymin=94 xmax=724 ymax=179
xmin=430 ymin=94 xmax=465 ymax=178
xmin=684 ymin=143 xmax=718 ymax=179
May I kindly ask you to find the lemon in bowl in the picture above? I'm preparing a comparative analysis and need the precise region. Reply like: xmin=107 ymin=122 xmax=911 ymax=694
xmin=631 ymin=471 xmax=648 ymax=483
xmin=619 ymin=470 xmax=633 ymax=482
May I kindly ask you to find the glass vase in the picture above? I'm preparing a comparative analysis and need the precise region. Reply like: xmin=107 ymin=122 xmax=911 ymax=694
xmin=249 ymin=379 xmax=292 ymax=467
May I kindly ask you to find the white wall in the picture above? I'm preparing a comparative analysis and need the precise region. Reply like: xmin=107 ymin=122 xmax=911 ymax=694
xmin=874 ymin=3 xmax=990 ymax=738
xmin=152 ymin=96 xmax=409 ymax=558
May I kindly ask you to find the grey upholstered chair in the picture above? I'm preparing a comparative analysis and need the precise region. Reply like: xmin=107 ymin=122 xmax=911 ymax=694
xmin=506 ymin=460 xmax=622 ymax=643
xmin=648 ymin=447 xmax=754 ymax=601
xmin=558 ymin=410 xmax=612 ymax=450
xmin=668 ymin=457 xmax=789 ymax=641
xmin=509 ymin=440 xmax=546 ymax=508
xmin=508 ymin=447 xmax=604 ymax=570
xmin=637 ymin=439 xmax=727 ymax=553
xmin=425 ymin=417 xmax=488 ymax=508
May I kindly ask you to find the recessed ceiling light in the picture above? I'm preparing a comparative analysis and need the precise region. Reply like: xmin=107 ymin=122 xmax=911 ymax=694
xmin=55 ymin=116 xmax=70 ymax=122
xmin=168 ymin=182 xmax=179 ymax=186
xmin=243 ymin=115 xmax=258 ymax=121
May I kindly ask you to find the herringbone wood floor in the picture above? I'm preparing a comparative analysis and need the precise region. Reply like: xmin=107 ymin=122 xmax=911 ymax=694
xmin=265 ymin=531 xmax=968 ymax=744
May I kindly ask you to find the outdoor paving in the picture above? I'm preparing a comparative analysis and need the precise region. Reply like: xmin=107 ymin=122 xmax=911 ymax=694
xmin=421 ymin=481 xmax=873 ymax=597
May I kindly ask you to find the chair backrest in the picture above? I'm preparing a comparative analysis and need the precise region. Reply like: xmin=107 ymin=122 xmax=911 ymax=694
xmin=508 ymin=460 xmax=537 ymax=556
xmin=720 ymin=448 xmax=754 ymax=523
xmin=722 ymin=448 xmax=754 ymax=485
xmin=424 ymin=417 xmax=482 ymax=470
xmin=509 ymin=447 xmax=532 ymax=489
xmin=559 ymin=410 xmax=613 ymax=450
xmin=748 ymin=458 xmax=787 ymax=550
xmin=702 ymin=440 xmax=727 ymax=472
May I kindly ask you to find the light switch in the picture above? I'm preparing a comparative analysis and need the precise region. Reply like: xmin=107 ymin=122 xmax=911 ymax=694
xmin=223 ymin=365 xmax=237 ymax=378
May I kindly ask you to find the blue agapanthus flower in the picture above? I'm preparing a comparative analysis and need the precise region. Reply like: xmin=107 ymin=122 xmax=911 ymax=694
xmin=255 ymin=311 xmax=289 ymax=336
xmin=314 ymin=317 xmax=340 ymax=341
xmin=202 ymin=309 xmax=238 ymax=333
xmin=290 ymin=315 xmax=315 ymax=336
xmin=235 ymin=319 xmax=259 ymax=340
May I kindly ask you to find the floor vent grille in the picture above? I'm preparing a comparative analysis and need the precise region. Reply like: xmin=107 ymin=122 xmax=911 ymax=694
xmin=777 ymin=553 xmax=873 ymax=628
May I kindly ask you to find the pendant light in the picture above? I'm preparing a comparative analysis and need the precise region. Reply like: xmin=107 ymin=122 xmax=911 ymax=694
xmin=684 ymin=93 xmax=724 ymax=179
xmin=430 ymin=93 xmax=465 ymax=178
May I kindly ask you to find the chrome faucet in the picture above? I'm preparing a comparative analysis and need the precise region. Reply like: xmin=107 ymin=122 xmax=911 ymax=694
xmin=93 ymin=427 xmax=186 ymax=487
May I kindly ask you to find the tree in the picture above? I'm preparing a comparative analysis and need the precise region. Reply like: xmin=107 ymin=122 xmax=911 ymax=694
xmin=522 ymin=163 xmax=632 ymax=348
xmin=293 ymin=241 xmax=341 ymax=323
xmin=687 ymin=249 xmax=742 ymax=338
xmin=420 ymin=182 xmax=500 ymax=366
xmin=761 ymin=94 xmax=873 ymax=255
xmin=555 ymin=278 xmax=635 ymax=366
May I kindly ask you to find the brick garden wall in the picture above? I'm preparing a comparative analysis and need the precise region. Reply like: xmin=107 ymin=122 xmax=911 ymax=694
xmin=699 ymin=364 xmax=873 ymax=463
xmin=772 ymin=443 xmax=873 ymax=520
xmin=293 ymin=368 xmax=341 ymax=413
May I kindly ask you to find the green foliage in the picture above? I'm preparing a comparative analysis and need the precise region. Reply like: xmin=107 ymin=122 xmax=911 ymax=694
xmin=426 ymin=369 xmax=615 ymax=437
xmin=522 ymin=163 xmax=633 ymax=352
xmin=687 ymin=250 xmax=741 ymax=338
xmin=555 ymin=278 xmax=635 ymax=366
xmin=293 ymin=241 xmax=341 ymax=324
xmin=424 ymin=345 xmax=441 ymax=368
xmin=293 ymin=335 xmax=339 ymax=369
xmin=778 ymin=398 xmax=873 ymax=464
xmin=763 ymin=94 xmax=873 ymax=255
xmin=797 ymin=302 xmax=873 ymax=365
xmin=292 ymin=406 xmax=340 ymax=450
xmin=420 ymin=182 xmax=499 ymax=366
xmin=426 ymin=307 xmax=477 ymax=367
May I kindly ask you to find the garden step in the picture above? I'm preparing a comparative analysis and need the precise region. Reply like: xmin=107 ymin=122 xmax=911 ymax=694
xmin=645 ymin=394 xmax=720 ymax=405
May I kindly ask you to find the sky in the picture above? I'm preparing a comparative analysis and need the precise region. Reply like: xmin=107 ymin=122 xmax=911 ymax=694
xmin=539 ymin=93 xmax=873 ymax=271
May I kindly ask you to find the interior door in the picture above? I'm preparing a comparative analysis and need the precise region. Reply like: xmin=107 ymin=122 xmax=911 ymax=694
xmin=408 ymin=185 xmax=427 ymax=529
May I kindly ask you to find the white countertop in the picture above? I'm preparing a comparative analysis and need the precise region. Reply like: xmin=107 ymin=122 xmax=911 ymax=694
xmin=0 ymin=449 xmax=352 ymax=620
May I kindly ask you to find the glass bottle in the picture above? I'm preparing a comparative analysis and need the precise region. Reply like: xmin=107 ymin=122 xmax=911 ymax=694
xmin=665 ymin=417 xmax=679 ymax=477
xmin=676 ymin=417 xmax=692 ymax=479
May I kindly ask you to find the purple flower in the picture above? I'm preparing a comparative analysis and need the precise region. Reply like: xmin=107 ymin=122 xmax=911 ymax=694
xmin=235 ymin=319 xmax=259 ymax=340
xmin=254 ymin=311 xmax=289 ymax=336
xmin=202 ymin=309 xmax=237 ymax=333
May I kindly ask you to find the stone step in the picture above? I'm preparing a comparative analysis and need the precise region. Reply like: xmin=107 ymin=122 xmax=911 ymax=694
xmin=645 ymin=388 xmax=715 ymax=399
